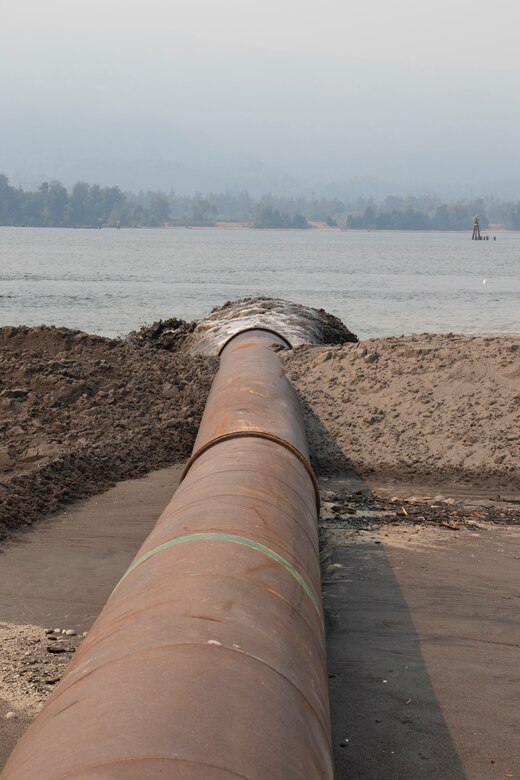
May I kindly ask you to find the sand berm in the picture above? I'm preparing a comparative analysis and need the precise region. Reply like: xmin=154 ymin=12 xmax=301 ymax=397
xmin=1 ymin=303 xmax=519 ymax=540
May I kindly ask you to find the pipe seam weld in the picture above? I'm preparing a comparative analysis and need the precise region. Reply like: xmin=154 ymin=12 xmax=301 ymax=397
xmin=112 ymin=532 xmax=323 ymax=622
xmin=181 ymin=431 xmax=321 ymax=512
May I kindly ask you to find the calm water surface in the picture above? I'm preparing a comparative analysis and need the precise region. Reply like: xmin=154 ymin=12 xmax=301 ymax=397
xmin=1 ymin=227 xmax=519 ymax=339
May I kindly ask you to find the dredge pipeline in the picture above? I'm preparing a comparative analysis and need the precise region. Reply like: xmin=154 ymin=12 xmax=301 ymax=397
xmin=2 ymin=329 xmax=333 ymax=780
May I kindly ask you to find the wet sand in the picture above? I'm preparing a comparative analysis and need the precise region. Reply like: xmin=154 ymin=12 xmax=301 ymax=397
xmin=0 ymin=465 xmax=183 ymax=770
xmin=1 ymin=467 xmax=519 ymax=778
xmin=325 ymin=520 xmax=520 ymax=780
xmin=0 ymin=464 xmax=184 ymax=631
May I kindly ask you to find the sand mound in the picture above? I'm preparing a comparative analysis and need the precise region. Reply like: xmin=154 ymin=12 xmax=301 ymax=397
xmin=0 ymin=326 xmax=217 ymax=539
xmin=282 ymin=333 xmax=520 ymax=489
xmin=2 ymin=308 xmax=519 ymax=539
xmin=0 ymin=325 xmax=108 ymax=356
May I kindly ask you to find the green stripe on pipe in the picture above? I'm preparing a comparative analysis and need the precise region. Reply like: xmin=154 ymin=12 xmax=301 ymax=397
xmin=115 ymin=532 xmax=323 ymax=621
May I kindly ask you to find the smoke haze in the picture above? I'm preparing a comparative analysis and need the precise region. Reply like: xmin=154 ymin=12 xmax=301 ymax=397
xmin=2 ymin=0 xmax=519 ymax=196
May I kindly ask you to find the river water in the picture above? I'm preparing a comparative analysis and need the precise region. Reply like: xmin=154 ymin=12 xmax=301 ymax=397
xmin=1 ymin=227 xmax=519 ymax=339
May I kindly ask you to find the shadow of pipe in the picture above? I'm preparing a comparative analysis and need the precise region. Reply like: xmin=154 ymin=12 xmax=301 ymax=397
xmin=300 ymin=400 xmax=467 ymax=778
xmin=325 ymin=541 xmax=467 ymax=780
xmin=300 ymin=400 xmax=369 ymax=489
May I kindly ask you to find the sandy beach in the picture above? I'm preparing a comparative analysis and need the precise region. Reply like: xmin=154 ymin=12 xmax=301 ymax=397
xmin=1 ymin=323 xmax=518 ymax=539
xmin=1 ymin=310 xmax=519 ymax=777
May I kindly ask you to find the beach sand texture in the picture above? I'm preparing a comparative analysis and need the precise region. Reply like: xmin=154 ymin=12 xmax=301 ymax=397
xmin=283 ymin=333 xmax=520 ymax=489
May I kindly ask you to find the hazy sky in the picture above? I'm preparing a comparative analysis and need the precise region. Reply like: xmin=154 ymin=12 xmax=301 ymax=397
xmin=2 ymin=0 xmax=520 ymax=196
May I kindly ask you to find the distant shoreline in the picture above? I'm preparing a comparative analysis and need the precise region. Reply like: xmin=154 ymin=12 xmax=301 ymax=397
xmin=1 ymin=223 xmax=516 ymax=232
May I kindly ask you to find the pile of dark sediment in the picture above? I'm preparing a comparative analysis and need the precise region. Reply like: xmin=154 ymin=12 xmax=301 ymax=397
xmin=127 ymin=317 xmax=197 ymax=351
xmin=0 ymin=324 xmax=217 ymax=539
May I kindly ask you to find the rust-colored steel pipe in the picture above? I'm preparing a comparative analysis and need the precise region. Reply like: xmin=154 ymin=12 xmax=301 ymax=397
xmin=2 ymin=329 xmax=333 ymax=780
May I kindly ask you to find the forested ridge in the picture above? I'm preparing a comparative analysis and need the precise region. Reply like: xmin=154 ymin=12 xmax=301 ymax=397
xmin=1 ymin=174 xmax=520 ymax=229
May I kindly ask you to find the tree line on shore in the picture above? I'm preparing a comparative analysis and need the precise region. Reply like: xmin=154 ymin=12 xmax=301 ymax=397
xmin=1 ymin=174 xmax=520 ymax=230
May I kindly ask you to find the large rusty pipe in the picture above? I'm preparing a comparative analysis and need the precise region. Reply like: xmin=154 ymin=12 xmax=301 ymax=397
xmin=183 ymin=330 xmax=320 ymax=510
xmin=2 ymin=329 xmax=333 ymax=780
